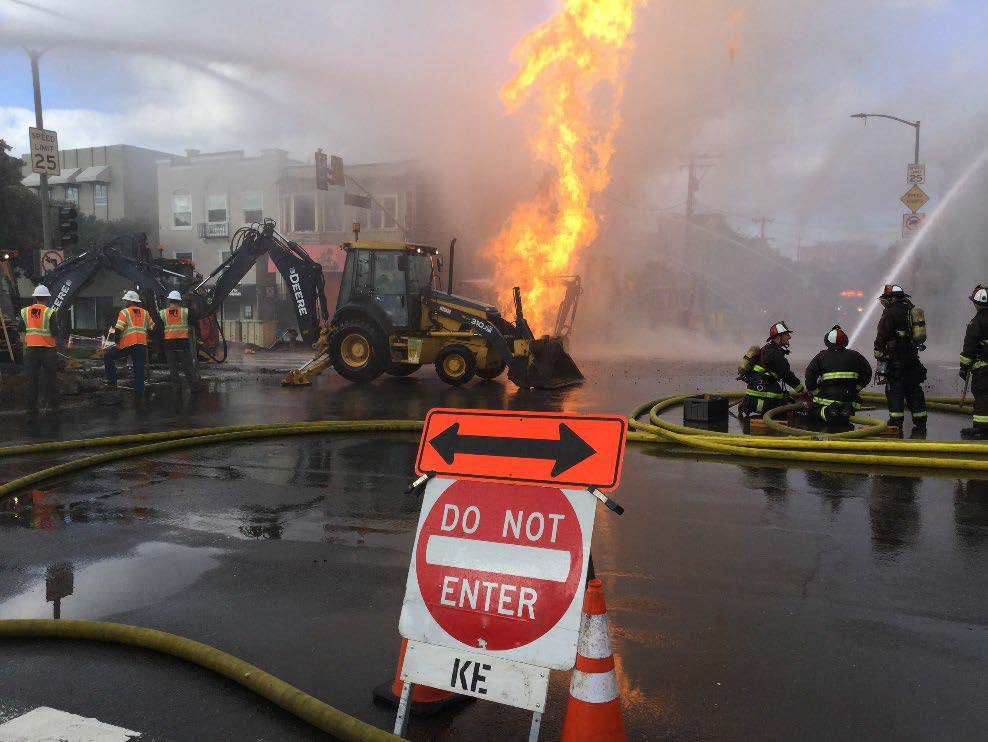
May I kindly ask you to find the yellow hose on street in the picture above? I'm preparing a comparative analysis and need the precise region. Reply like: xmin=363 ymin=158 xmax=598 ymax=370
xmin=0 ymin=619 xmax=398 ymax=741
xmin=630 ymin=392 xmax=988 ymax=474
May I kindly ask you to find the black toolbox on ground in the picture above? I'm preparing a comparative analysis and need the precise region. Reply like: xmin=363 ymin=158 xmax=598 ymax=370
xmin=683 ymin=394 xmax=730 ymax=424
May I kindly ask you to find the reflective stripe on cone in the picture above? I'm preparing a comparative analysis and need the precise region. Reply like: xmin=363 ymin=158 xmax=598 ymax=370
xmin=561 ymin=578 xmax=626 ymax=741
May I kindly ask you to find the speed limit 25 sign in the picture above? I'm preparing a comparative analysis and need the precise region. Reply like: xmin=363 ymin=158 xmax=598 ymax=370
xmin=29 ymin=127 xmax=59 ymax=175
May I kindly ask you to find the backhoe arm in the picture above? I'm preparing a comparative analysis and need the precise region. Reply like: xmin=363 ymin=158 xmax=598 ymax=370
xmin=194 ymin=220 xmax=327 ymax=344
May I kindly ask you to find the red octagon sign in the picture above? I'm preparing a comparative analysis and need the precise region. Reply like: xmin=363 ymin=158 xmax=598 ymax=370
xmin=414 ymin=479 xmax=584 ymax=652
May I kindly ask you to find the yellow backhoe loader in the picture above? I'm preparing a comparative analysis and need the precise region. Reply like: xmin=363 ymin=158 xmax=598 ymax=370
xmin=281 ymin=240 xmax=583 ymax=389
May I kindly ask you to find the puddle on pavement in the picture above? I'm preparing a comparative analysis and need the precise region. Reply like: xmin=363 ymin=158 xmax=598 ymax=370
xmin=0 ymin=542 xmax=223 ymax=621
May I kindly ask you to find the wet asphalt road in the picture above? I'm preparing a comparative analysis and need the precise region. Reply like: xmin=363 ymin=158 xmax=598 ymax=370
xmin=0 ymin=357 xmax=986 ymax=741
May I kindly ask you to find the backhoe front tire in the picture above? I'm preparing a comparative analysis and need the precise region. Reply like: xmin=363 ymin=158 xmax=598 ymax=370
xmin=386 ymin=362 xmax=421 ymax=377
xmin=330 ymin=318 xmax=388 ymax=383
xmin=435 ymin=344 xmax=476 ymax=386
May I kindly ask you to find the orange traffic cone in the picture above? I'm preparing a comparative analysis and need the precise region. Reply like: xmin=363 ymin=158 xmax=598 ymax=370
xmin=372 ymin=638 xmax=472 ymax=717
xmin=561 ymin=579 xmax=626 ymax=741
xmin=67 ymin=337 xmax=74 ymax=349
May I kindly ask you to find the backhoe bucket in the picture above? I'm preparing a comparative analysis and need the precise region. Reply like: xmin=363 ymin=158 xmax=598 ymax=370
xmin=508 ymin=336 xmax=584 ymax=390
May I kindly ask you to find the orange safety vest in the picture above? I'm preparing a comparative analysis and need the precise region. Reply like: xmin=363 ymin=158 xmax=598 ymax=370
xmin=20 ymin=303 xmax=56 ymax=347
xmin=115 ymin=306 xmax=152 ymax=348
xmin=160 ymin=306 xmax=190 ymax=340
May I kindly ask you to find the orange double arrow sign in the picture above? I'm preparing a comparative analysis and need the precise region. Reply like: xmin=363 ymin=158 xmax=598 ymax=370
xmin=416 ymin=408 xmax=628 ymax=491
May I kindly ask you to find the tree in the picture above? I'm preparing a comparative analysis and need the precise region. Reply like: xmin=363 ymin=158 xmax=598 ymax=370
xmin=0 ymin=139 xmax=43 ymax=277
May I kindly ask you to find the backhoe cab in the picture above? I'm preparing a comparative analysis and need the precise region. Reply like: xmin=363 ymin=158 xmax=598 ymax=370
xmin=281 ymin=241 xmax=583 ymax=389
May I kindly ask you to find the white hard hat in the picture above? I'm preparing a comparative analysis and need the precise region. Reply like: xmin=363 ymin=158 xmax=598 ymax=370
xmin=32 ymin=285 xmax=52 ymax=298
xmin=167 ymin=290 xmax=183 ymax=301
xmin=122 ymin=290 xmax=142 ymax=302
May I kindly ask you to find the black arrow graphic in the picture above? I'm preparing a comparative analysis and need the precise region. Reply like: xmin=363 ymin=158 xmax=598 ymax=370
xmin=429 ymin=422 xmax=596 ymax=477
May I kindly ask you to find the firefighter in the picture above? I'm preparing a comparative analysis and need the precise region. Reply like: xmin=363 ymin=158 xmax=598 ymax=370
xmin=741 ymin=321 xmax=810 ymax=418
xmin=959 ymin=284 xmax=988 ymax=439
xmin=805 ymin=325 xmax=872 ymax=425
xmin=874 ymin=284 xmax=927 ymax=431
xmin=159 ymin=290 xmax=201 ymax=391
xmin=17 ymin=284 xmax=60 ymax=413
xmin=104 ymin=290 xmax=156 ymax=401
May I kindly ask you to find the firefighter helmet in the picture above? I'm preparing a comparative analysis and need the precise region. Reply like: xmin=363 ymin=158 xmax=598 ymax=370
xmin=825 ymin=324 xmax=848 ymax=349
xmin=768 ymin=321 xmax=793 ymax=340
xmin=879 ymin=284 xmax=909 ymax=300
xmin=971 ymin=284 xmax=988 ymax=308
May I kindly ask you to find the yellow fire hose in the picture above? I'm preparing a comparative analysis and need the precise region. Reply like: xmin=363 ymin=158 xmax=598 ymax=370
xmin=0 ymin=619 xmax=398 ymax=741
xmin=0 ymin=391 xmax=985 ymax=740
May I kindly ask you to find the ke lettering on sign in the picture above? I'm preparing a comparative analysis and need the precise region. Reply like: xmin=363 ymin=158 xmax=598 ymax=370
xmin=400 ymin=640 xmax=550 ymax=712
xmin=416 ymin=408 xmax=627 ymax=490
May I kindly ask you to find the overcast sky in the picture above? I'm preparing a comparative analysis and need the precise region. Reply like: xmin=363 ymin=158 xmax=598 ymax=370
xmin=2 ymin=0 xmax=987 ymax=251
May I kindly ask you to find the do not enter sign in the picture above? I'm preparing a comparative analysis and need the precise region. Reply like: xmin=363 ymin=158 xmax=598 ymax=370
xmin=399 ymin=478 xmax=596 ymax=670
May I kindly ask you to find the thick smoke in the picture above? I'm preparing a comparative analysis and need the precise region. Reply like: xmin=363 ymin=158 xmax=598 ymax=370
xmin=2 ymin=0 xmax=986 ymax=356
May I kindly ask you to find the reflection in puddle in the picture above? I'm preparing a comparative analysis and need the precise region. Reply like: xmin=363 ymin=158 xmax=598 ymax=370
xmin=0 ymin=542 xmax=223 ymax=620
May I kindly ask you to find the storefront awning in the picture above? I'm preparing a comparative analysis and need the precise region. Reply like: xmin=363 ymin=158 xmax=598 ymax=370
xmin=20 ymin=169 xmax=82 ymax=186
xmin=75 ymin=165 xmax=111 ymax=182
xmin=48 ymin=168 xmax=82 ymax=184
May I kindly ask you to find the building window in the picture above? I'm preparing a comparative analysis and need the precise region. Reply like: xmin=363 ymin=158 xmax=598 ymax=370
xmin=243 ymin=304 xmax=253 ymax=320
xmin=208 ymin=194 xmax=228 ymax=223
xmin=94 ymin=183 xmax=108 ymax=206
xmin=292 ymin=194 xmax=315 ymax=231
xmin=369 ymin=195 xmax=398 ymax=230
xmin=242 ymin=191 xmax=263 ymax=224
xmin=220 ymin=250 xmax=232 ymax=264
xmin=176 ymin=251 xmax=194 ymax=261
xmin=65 ymin=186 xmax=79 ymax=206
xmin=172 ymin=190 xmax=192 ymax=228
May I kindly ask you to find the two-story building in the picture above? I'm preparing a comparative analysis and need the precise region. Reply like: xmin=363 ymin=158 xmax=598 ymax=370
xmin=156 ymin=149 xmax=435 ymax=328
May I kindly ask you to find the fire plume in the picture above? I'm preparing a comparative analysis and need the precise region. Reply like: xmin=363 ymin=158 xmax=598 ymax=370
xmin=488 ymin=0 xmax=644 ymax=332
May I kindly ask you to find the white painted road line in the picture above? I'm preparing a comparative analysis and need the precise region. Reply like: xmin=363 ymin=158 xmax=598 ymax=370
xmin=425 ymin=535 xmax=571 ymax=582
xmin=0 ymin=706 xmax=141 ymax=741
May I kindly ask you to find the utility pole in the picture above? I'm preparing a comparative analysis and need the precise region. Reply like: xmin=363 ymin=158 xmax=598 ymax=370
xmin=28 ymin=48 xmax=51 ymax=253
xmin=679 ymin=154 xmax=718 ymax=327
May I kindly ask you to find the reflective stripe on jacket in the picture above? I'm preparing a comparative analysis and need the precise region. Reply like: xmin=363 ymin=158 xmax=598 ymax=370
xmin=115 ymin=306 xmax=152 ymax=348
xmin=160 ymin=306 xmax=190 ymax=340
xmin=20 ymin=304 xmax=56 ymax=347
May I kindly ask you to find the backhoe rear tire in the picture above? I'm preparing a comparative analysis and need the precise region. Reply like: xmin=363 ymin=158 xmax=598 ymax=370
xmin=476 ymin=361 xmax=506 ymax=381
xmin=436 ymin=344 xmax=476 ymax=386
xmin=330 ymin=318 xmax=388 ymax=383
xmin=386 ymin=362 xmax=421 ymax=377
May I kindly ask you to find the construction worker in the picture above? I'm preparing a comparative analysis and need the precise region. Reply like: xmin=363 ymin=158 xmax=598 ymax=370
xmin=959 ymin=284 xmax=988 ymax=439
xmin=741 ymin=321 xmax=810 ymax=418
xmin=104 ymin=289 xmax=156 ymax=401
xmin=805 ymin=325 xmax=872 ymax=425
xmin=17 ymin=285 xmax=60 ymax=413
xmin=874 ymin=284 xmax=927 ymax=431
xmin=159 ymin=290 xmax=201 ymax=391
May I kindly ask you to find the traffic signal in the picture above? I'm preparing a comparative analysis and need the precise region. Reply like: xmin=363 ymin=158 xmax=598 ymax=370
xmin=57 ymin=206 xmax=79 ymax=246
xmin=329 ymin=155 xmax=345 ymax=186
xmin=315 ymin=149 xmax=329 ymax=191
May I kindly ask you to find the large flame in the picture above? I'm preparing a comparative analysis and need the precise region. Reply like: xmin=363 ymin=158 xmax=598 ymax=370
xmin=487 ymin=0 xmax=644 ymax=332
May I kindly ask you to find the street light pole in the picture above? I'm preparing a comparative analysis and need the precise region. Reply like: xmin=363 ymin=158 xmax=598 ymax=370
xmin=850 ymin=112 xmax=921 ymax=164
xmin=27 ymin=48 xmax=51 ymax=253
